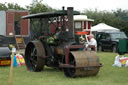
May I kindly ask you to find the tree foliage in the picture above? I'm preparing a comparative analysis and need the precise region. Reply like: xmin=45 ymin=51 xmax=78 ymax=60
xmin=26 ymin=0 xmax=55 ymax=14
xmin=113 ymin=9 xmax=128 ymax=33
xmin=7 ymin=3 xmax=25 ymax=10
xmin=0 ymin=2 xmax=25 ymax=10
xmin=0 ymin=3 xmax=8 ymax=10
xmin=82 ymin=9 xmax=120 ymax=26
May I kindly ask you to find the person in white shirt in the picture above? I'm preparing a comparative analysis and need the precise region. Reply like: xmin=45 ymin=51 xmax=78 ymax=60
xmin=87 ymin=34 xmax=97 ymax=51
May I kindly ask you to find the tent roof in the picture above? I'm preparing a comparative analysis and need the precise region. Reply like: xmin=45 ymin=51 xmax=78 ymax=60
xmin=91 ymin=23 xmax=120 ymax=32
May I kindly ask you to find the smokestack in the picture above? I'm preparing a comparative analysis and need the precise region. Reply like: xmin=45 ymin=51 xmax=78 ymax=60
xmin=67 ymin=7 xmax=74 ymax=39
xmin=62 ymin=6 xmax=65 ymax=10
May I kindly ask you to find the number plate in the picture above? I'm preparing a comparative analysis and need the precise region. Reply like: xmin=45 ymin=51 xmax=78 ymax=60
xmin=0 ymin=60 xmax=11 ymax=65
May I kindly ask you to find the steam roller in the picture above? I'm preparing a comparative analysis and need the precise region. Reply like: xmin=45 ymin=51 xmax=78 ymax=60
xmin=23 ymin=7 xmax=102 ymax=78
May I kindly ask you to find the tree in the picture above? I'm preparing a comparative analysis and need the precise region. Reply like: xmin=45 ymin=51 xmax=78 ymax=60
xmin=82 ymin=9 xmax=120 ymax=26
xmin=0 ymin=2 xmax=25 ymax=10
xmin=0 ymin=3 xmax=8 ymax=10
xmin=26 ymin=0 xmax=55 ymax=14
xmin=7 ymin=3 xmax=25 ymax=10
xmin=113 ymin=9 xmax=128 ymax=35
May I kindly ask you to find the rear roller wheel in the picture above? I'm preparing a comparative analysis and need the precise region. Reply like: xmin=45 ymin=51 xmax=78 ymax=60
xmin=25 ymin=41 xmax=46 ymax=72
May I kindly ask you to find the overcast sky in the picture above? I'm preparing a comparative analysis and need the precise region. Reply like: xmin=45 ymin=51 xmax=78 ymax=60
xmin=0 ymin=0 xmax=128 ymax=11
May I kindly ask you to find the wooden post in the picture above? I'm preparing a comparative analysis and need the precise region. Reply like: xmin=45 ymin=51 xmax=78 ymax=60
xmin=9 ymin=48 xmax=16 ymax=85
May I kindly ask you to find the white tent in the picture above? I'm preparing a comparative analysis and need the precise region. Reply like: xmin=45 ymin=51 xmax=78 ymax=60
xmin=91 ymin=23 xmax=120 ymax=32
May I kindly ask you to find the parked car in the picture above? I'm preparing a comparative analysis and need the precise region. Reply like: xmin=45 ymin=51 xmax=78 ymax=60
xmin=0 ymin=35 xmax=10 ymax=47
xmin=0 ymin=35 xmax=11 ymax=66
xmin=96 ymin=31 xmax=127 ymax=52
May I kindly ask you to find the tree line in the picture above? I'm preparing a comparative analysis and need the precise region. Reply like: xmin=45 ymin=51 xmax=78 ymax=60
xmin=0 ymin=0 xmax=128 ymax=35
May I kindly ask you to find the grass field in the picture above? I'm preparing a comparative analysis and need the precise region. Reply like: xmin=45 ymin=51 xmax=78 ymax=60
xmin=0 ymin=52 xmax=128 ymax=85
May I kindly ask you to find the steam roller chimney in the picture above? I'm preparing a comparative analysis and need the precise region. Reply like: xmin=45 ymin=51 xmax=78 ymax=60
xmin=67 ymin=7 xmax=74 ymax=39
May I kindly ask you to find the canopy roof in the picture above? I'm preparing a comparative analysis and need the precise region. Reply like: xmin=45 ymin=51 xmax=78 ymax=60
xmin=22 ymin=10 xmax=80 ymax=19
xmin=74 ymin=15 xmax=94 ymax=21
xmin=91 ymin=23 xmax=120 ymax=32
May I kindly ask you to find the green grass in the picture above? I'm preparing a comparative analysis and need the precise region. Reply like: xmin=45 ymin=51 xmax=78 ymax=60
xmin=0 ymin=52 xmax=128 ymax=85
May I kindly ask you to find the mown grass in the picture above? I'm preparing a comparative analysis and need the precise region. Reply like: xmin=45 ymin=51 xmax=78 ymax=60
xmin=0 ymin=52 xmax=128 ymax=85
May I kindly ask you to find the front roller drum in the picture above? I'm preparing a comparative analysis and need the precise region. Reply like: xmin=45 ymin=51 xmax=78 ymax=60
xmin=25 ymin=41 xmax=46 ymax=72
xmin=64 ymin=51 xmax=101 ymax=77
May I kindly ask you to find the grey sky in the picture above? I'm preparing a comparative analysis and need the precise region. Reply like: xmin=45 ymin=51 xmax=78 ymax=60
xmin=0 ymin=0 xmax=128 ymax=11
